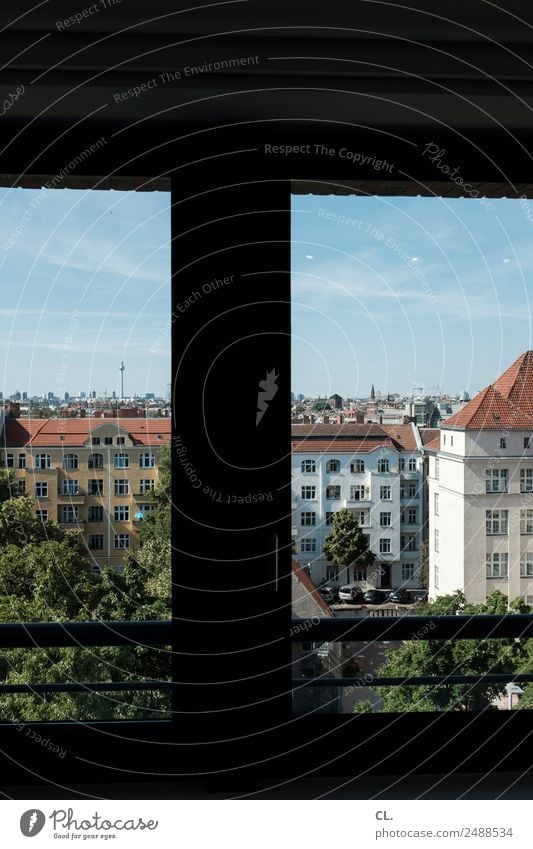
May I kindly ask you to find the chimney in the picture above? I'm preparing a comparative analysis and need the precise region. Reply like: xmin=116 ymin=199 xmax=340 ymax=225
xmin=356 ymin=412 xmax=364 ymax=423
xmin=80 ymin=409 xmax=86 ymax=418
xmin=379 ymin=415 xmax=383 ymax=424
xmin=323 ymin=414 xmax=329 ymax=424
xmin=339 ymin=413 xmax=344 ymax=423
xmin=303 ymin=415 xmax=310 ymax=424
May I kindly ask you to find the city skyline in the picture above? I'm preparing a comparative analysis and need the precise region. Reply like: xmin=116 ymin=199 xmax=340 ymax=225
xmin=292 ymin=194 xmax=533 ymax=398
xmin=0 ymin=187 xmax=171 ymax=397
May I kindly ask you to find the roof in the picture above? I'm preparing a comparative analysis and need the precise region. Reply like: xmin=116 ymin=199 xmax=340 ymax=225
xmin=292 ymin=438 xmax=397 ymax=454
xmin=380 ymin=423 xmax=418 ymax=451
xmin=420 ymin=428 xmax=441 ymax=446
xmin=2 ymin=417 xmax=172 ymax=448
xmin=443 ymin=385 xmax=533 ymax=430
xmin=291 ymin=422 xmax=412 ymax=453
xmin=291 ymin=560 xmax=332 ymax=618
xmin=493 ymin=350 xmax=533 ymax=418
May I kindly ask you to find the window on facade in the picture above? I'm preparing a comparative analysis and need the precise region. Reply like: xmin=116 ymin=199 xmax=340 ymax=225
xmin=88 ymin=479 xmax=104 ymax=496
xmin=380 ymin=512 xmax=391 ymax=527
xmin=520 ymin=554 xmax=533 ymax=577
xmin=34 ymin=453 xmax=50 ymax=469
xmin=61 ymin=506 xmax=79 ymax=523
xmin=17 ymin=479 xmax=26 ymax=495
xmin=379 ymin=538 xmax=391 ymax=553
xmin=88 ymin=453 xmax=104 ymax=469
xmin=300 ymin=538 xmax=316 ymax=552
xmin=408 ymin=482 xmax=417 ymax=497
xmin=35 ymin=482 xmax=48 ymax=498
xmin=408 ymin=458 xmax=417 ymax=471
xmin=401 ymin=534 xmax=417 ymax=552
xmin=5 ymin=453 xmax=14 ymax=468
xmin=63 ymin=454 xmax=78 ymax=470
xmin=114 ymin=453 xmax=130 ymax=469
xmin=301 ymin=486 xmax=316 ymax=499
xmin=499 ymin=437 xmax=507 ymax=449
xmin=62 ymin=479 xmax=80 ymax=495
xmin=451 ymin=435 xmax=454 ymax=447
xmin=401 ymin=564 xmax=415 ymax=581
xmin=407 ymin=508 xmax=417 ymax=524
xmin=88 ymin=535 xmax=104 ymax=550
xmin=91 ymin=437 xmax=101 ymax=446
xmin=434 ymin=493 xmax=439 ymax=515
xmin=486 ymin=468 xmax=508 ymax=493
xmin=486 ymin=509 xmax=509 ymax=534
xmin=520 ymin=509 xmax=533 ymax=534
xmin=140 ymin=478 xmax=155 ymax=494
xmin=486 ymin=552 xmax=509 ymax=578
xmin=88 ymin=506 xmax=103 ymax=522
xmin=301 ymin=512 xmax=316 ymax=526
xmin=326 ymin=485 xmax=341 ymax=499
xmin=36 ymin=509 xmax=48 ymax=521
xmin=350 ymin=460 xmax=365 ymax=473
xmin=525 ymin=437 xmax=531 ymax=449
xmin=104 ymin=437 xmax=113 ymax=445
xmin=353 ymin=511 xmax=365 ymax=526
xmin=398 ymin=457 xmax=405 ymax=471
xmin=325 ymin=511 xmax=335 ymax=525
xmin=326 ymin=459 xmax=340 ymax=473
xmin=114 ymin=533 xmax=130 ymax=549
xmin=380 ymin=485 xmax=391 ymax=500
xmin=443 ymin=434 xmax=446 ymax=445
xmin=435 ymin=458 xmax=439 ymax=479
xmin=301 ymin=459 xmax=316 ymax=473
xmin=139 ymin=503 xmax=156 ymax=514
xmin=326 ymin=566 xmax=338 ymax=581
xmin=114 ymin=479 xmax=130 ymax=495
xmin=114 ymin=505 xmax=130 ymax=521
xmin=435 ymin=529 xmax=439 ymax=552
xmin=140 ymin=452 xmax=155 ymax=468
xmin=378 ymin=459 xmax=389 ymax=473
xmin=116 ymin=437 xmax=126 ymax=445
xmin=18 ymin=453 xmax=25 ymax=469
xmin=520 ymin=469 xmax=533 ymax=493
xmin=350 ymin=485 xmax=365 ymax=500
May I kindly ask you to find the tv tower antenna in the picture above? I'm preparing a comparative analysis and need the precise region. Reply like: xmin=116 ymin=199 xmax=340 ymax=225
xmin=119 ymin=361 xmax=125 ymax=400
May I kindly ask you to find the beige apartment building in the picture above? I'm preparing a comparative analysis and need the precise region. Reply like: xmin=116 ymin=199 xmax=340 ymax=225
xmin=0 ymin=413 xmax=171 ymax=570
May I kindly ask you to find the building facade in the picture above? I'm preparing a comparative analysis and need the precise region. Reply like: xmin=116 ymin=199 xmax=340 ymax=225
xmin=291 ymin=422 xmax=427 ymax=590
xmin=0 ymin=414 xmax=171 ymax=570
xmin=428 ymin=351 xmax=533 ymax=605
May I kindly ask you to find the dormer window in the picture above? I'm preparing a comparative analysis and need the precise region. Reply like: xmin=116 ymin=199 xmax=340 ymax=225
xmin=499 ymin=437 xmax=506 ymax=449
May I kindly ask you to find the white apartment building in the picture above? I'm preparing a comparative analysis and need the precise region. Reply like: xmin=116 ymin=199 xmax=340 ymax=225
xmin=291 ymin=422 xmax=430 ymax=589
xmin=428 ymin=351 xmax=533 ymax=605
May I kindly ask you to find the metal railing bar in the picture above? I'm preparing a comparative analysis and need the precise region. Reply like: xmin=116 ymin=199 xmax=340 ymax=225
xmin=0 ymin=680 xmax=172 ymax=694
xmin=0 ymin=620 xmax=172 ymax=648
xmin=293 ymin=673 xmax=533 ymax=687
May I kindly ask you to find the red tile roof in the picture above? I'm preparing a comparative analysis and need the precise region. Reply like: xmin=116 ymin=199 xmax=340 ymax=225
xmin=292 ymin=438 xmax=397 ymax=453
xmin=380 ymin=423 xmax=418 ymax=451
xmin=443 ymin=385 xmax=533 ymax=430
xmin=3 ymin=417 xmax=172 ymax=447
xmin=493 ymin=350 xmax=533 ymax=418
xmin=291 ymin=559 xmax=332 ymax=616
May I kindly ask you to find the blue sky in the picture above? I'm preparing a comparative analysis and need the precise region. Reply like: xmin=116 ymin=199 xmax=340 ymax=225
xmin=292 ymin=195 xmax=533 ymax=399
xmin=0 ymin=187 xmax=170 ymax=398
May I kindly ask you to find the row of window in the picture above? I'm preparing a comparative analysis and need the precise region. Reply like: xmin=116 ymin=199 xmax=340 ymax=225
xmin=34 ymin=479 xmax=156 ymax=497
xmin=301 ymin=483 xmax=419 ymax=500
xmin=434 ymin=464 xmax=533 ymax=492
xmin=433 ymin=506 xmax=533 ymax=535
xmin=24 ymin=452 xmax=156 ymax=470
xmin=35 ymin=517 xmax=133 ymax=551
xmin=54 ymin=504 xmax=155 ymax=523
xmin=300 ymin=509 xmax=418 ymax=526
xmin=300 ymin=458 xmax=418 ymax=474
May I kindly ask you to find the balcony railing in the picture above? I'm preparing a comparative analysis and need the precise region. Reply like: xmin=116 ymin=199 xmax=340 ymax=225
xmin=0 ymin=620 xmax=172 ymax=698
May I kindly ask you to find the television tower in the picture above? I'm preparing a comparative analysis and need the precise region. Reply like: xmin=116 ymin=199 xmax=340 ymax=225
xmin=119 ymin=361 xmax=125 ymax=400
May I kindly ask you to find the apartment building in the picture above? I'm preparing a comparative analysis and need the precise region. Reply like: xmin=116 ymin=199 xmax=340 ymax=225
xmin=428 ymin=351 xmax=533 ymax=605
xmin=0 ymin=414 xmax=171 ymax=570
xmin=291 ymin=422 xmax=428 ymax=589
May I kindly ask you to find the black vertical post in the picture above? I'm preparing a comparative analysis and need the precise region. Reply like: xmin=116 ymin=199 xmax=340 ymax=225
xmin=171 ymin=163 xmax=292 ymax=778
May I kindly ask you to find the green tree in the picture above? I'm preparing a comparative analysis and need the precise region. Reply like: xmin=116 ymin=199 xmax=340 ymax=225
xmin=312 ymin=400 xmax=330 ymax=412
xmin=0 ymin=469 xmax=18 ymax=503
xmin=323 ymin=508 xmax=375 ymax=579
xmin=361 ymin=591 xmax=521 ymax=713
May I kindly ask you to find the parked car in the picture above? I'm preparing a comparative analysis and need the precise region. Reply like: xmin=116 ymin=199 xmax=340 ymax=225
xmin=411 ymin=590 xmax=428 ymax=604
xmin=388 ymin=588 xmax=411 ymax=604
xmin=362 ymin=589 xmax=387 ymax=605
xmin=338 ymin=584 xmax=364 ymax=603
xmin=319 ymin=585 xmax=339 ymax=603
